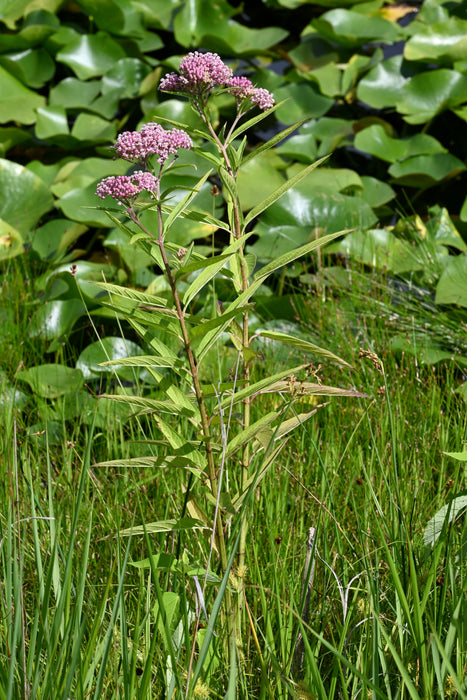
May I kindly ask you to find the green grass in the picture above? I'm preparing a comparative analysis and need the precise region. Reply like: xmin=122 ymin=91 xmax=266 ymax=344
xmin=1 ymin=261 xmax=466 ymax=698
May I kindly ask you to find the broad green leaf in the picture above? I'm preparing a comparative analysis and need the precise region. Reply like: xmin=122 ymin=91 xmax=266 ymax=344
xmin=101 ymin=57 xmax=152 ymax=97
xmin=0 ymin=219 xmax=23 ymax=260
xmin=274 ymin=83 xmax=334 ymax=125
xmin=357 ymin=55 xmax=420 ymax=109
xmin=396 ymin=69 xmax=467 ymax=124
xmin=0 ymin=47 xmax=54 ymax=88
xmin=257 ymin=330 xmax=351 ymax=367
xmin=56 ymin=32 xmax=126 ymax=80
xmin=243 ymin=155 xmax=329 ymax=228
xmin=335 ymin=228 xmax=420 ymax=273
xmin=118 ymin=517 xmax=207 ymax=537
xmin=359 ymin=176 xmax=396 ymax=207
xmin=236 ymin=150 xmax=286 ymax=212
xmin=435 ymin=255 xmax=467 ymax=307
xmin=404 ymin=18 xmax=467 ymax=63
xmin=28 ymin=299 xmax=85 ymax=347
xmin=313 ymin=8 xmax=399 ymax=47
xmin=423 ymin=493 xmax=467 ymax=547
xmin=17 ymin=364 xmax=84 ymax=398
xmin=70 ymin=113 xmax=116 ymax=143
xmin=49 ymin=77 xmax=101 ymax=109
xmin=35 ymin=105 xmax=69 ymax=139
xmin=388 ymin=154 xmax=466 ymax=186
xmin=56 ymin=183 xmax=118 ymax=227
xmin=0 ymin=64 xmax=45 ymax=123
xmin=286 ymin=165 xmax=363 ymax=193
xmin=254 ymin=230 xmax=349 ymax=283
xmin=76 ymin=337 xmax=146 ymax=380
xmin=275 ymin=132 xmax=318 ymax=164
xmin=0 ymin=158 xmax=54 ymax=235
xmin=354 ymin=125 xmax=446 ymax=164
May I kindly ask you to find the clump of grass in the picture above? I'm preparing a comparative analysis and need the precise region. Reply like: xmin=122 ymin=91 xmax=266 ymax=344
xmin=1 ymin=258 xmax=465 ymax=697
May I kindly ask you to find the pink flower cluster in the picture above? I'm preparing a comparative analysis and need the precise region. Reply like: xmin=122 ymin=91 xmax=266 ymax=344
xmin=227 ymin=77 xmax=275 ymax=111
xmin=96 ymin=171 xmax=158 ymax=204
xmin=160 ymin=52 xmax=274 ymax=111
xmin=160 ymin=51 xmax=233 ymax=96
xmin=114 ymin=122 xmax=193 ymax=165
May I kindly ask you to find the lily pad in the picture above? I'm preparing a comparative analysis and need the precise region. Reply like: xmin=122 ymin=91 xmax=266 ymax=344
xmin=396 ymin=69 xmax=467 ymax=124
xmin=388 ymin=154 xmax=466 ymax=186
xmin=435 ymin=255 xmax=467 ymax=307
xmin=56 ymin=32 xmax=126 ymax=80
xmin=357 ymin=55 xmax=420 ymax=110
xmin=17 ymin=364 xmax=84 ymax=398
xmin=76 ymin=337 xmax=146 ymax=380
xmin=49 ymin=77 xmax=101 ymax=110
xmin=70 ymin=113 xmax=116 ymax=143
xmin=0 ymin=159 xmax=53 ymax=235
xmin=35 ymin=105 xmax=69 ymax=139
xmin=28 ymin=299 xmax=85 ymax=348
xmin=32 ymin=219 xmax=87 ymax=261
xmin=274 ymin=83 xmax=334 ymax=125
xmin=404 ymin=18 xmax=467 ymax=64
xmin=313 ymin=9 xmax=399 ymax=48
xmin=101 ymin=58 xmax=151 ymax=98
xmin=0 ymin=64 xmax=45 ymax=123
xmin=236 ymin=150 xmax=285 ymax=211
xmin=0 ymin=47 xmax=55 ymax=88
xmin=354 ymin=125 xmax=447 ymax=164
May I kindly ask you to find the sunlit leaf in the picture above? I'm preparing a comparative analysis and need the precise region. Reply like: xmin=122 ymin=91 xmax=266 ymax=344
xmin=404 ymin=18 xmax=467 ymax=63
xmin=0 ymin=219 xmax=23 ymax=260
xmin=0 ymin=64 xmax=45 ymax=123
xmin=423 ymin=494 xmax=467 ymax=547
xmin=313 ymin=8 xmax=399 ymax=47
xmin=0 ymin=158 xmax=53 ymax=235
xmin=56 ymin=32 xmax=126 ymax=80
xmin=396 ymin=69 xmax=467 ymax=124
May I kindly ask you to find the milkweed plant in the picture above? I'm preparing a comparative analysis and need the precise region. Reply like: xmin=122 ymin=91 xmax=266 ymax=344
xmin=94 ymin=51 xmax=356 ymax=696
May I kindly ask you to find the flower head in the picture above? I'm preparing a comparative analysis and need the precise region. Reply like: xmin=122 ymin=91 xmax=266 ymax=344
xmin=113 ymin=123 xmax=193 ymax=166
xmin=159 ymin=51 xmax=233 ymax=98
xmin=227 ymin=77 xmax=275 ymax=112
xmin=96 ymin=171 xmax=158 ymax=205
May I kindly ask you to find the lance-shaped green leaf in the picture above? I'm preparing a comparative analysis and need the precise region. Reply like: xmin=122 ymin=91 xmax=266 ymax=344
xmin=254 ymin=230 xmax=350 ymax=283
xmin=92 ymin=281 xmax=168 ymax=307
xmin=101 ymin=354 xmax=182 ymax=370
xmin=118 ymin=517 xmax=207 ymax=537
xmin=183 ymin=234 xmax=252 ymax=309
xmin=196 ymin=278 xmax=264 ymax=361
xmin=423 ymin=494 xmax=467 ymax=548
xmin=231 ymin=442 xmax=287 ymax=513
xmin=164 ymin=169 xmax=212 ymax=232
xmin=190 ymin=304 xmax=254 ymax=343
xmin=256 ymin=330 xmax=352 ymax=368
xmin=220 ymin=364 xmax=309 ymax=410
xmin=98 ymin=392 xmax=196 ymax=417
xmin=229 ymin=100 xmax=286 ymax=142
xmin=243 ymin=155 xmax=330 ymax=229
xmin=241 ymin=118 xmax=308 ymax=167
xmin=161 ymin=204 xmax=229 ymax=233
xmin=225 ymin=411 xmax=279 ymax=459
xmin=259 ymin=381 xmax=367 ymax=398
xmin=93 ymin=455 xmax=204 ymax=476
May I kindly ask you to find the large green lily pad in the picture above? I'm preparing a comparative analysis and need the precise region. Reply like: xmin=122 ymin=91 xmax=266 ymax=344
xmin=0 ymin=64 xmax=45 ymax=123
xmin=0 ymin=159 xmax=53 ymax=235
xmin=17 ymin=364 xmax=84 ymax=398
xmin=56 ymin=32 xmax=126 ymax=80
xmin=435 ymin=255 xmax=467 ymax=307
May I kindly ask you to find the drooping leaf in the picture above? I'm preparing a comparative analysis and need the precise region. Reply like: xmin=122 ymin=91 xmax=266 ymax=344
xmin=257 ymin=330 xmax=351 ymax=367
xmin=118 ymin=517 xmax=207 ymax=537
xmin=423 ymin=493 xmax=467 ymax=547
